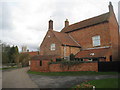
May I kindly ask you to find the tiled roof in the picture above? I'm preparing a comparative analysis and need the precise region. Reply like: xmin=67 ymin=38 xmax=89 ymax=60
xmin=28 ymin=51 xmax=39 ymax=56
xmin=31 ymin=55 xmax=60 ymax=60
xmin=22 ymin=51 xmax=39 ymax=56
xmin=52 ymin=31 xmax=81 ymax=47
xmin=61 ymin=12 xmax=110 ymax=33
xmin=75 ymin=48 xmax=111 ymax=58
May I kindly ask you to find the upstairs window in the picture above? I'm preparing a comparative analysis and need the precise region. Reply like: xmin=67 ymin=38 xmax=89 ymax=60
xmin=92 ymin=35 xmax=101 ymax=46
xmin=50 ymin=43 xmax=55 ymax=50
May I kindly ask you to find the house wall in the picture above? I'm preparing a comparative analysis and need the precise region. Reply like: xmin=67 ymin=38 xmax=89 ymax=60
xmin=40 ymin=30 xmax=61 ymax=56
xmin=69 ymin=22 xmax=111 ymax=50
xmin=60 ymin=46 xmax=80 ymax=58
xmin=108 ymin=11 xmax=119 ymax=60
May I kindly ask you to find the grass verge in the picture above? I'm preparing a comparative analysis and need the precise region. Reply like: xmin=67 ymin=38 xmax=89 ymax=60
xmin=28 ymin=70 xmax=118 ymax=76
xmin=73 ymin=78 xmax=119 ymax=88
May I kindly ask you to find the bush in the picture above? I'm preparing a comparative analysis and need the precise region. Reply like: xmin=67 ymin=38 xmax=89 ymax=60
xmin=56 ymin=58 xmax=62 ymax=62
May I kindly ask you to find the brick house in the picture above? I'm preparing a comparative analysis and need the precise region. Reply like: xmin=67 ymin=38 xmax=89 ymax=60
xmin=40 ymin=2 xmax=119 ymax=61
xmin=30 ymin=2 xmax=119 ymax=72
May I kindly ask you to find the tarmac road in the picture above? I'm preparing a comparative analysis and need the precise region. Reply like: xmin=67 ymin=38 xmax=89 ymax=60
xmin=2 ymin=67 xmax=118 ymax=88
xmin=29 ymin=73 xmax=118 ymax=88
xmin=2 ymin=67 xmax=38 ymax=88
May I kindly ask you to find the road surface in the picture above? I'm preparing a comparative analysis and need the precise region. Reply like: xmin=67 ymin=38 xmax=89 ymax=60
xmin=2 ymin=67 xmax=118 ymax=88
xmin=2 ymin=67 xmax=38 ymax=88
xmin=29 ymin=73 xmax=118 ymax=88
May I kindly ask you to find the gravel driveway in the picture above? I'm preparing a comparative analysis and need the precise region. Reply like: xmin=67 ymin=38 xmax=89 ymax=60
xmin=29 ymin=74 xmax=118 ymax=88
xmin=2 ymin=67 xmax=38 ymax=88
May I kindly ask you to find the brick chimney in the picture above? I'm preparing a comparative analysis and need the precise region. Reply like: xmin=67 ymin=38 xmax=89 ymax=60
xmin=109 ymin=2 xmax=113 ymax=13
xmin=48 ymin=20 xmax=53 ymax=30
xmin=65 ymin=19 xmax=69 ymax=27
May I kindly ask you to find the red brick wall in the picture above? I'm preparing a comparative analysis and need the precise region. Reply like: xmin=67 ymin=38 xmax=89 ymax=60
xmin=30 ymin=60 xmax=98 ymax=72
xmin=49 ymin=62 xmax=98 ymax=72
xmin=30 ymin=60 xmax=50 ymax=72
xmin=108 ymin=11 xmax=119 ymax=60
xmin=40 ymin=30 xmax=61 ymax=56
xmin=60 ymin=46 xmax=80 ymax=58
xmin=69 ymin=22 xmax=111 ymax=49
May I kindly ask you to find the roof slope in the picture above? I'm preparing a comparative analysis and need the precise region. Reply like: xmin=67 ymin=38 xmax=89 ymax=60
xmin=52 ymin=31 xmax=80 ymax=47
xmin=75 ymin=48 xmax=111 ymax=58
xmin=61 ymin=12 xmax=110 ymax=33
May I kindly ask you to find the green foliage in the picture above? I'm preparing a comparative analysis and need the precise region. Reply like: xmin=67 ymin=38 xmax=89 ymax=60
xmin=8 ymin=46 xmax=19 ymax=63
xmin=56 ymin=58 xmax=62 ymax=62
xmin=2 ymin=42 xmax=30 ymax=67
xmin=19 ymin=53 xmax=30 ymax=67
xmin=48 ymin=60 xmax=94 ymax=65
xmin=2 ymin=43 xmax=19 ymax=64
xmin=48 ymin=61 xmax=60 ymax=65
xmin=2 ymin=43 xmax=11 ymax=64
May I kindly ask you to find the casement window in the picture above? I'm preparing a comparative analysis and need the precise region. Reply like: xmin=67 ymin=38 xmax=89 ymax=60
xmin=50 ymin=43 xmax=55 ymax=50
xmin=92 ymin=35 xmax=101 ymax=46
xmin=40 ymin=60 xmax=42 ymax=66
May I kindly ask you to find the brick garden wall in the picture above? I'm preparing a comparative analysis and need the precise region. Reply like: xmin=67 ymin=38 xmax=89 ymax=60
xmin=30 ymin=60 xmax=50 ymax=72
xmin=49 ymin=62 xmax=98 ymax=72
xmin=30 ymin=60 xmax=98 ymax=72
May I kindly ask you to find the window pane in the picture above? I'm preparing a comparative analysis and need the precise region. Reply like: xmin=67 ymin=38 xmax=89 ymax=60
xmin=50 ymin=44 xmax=55 ymax=50
xmin=92 ymin=36 xmax=100 ymax=46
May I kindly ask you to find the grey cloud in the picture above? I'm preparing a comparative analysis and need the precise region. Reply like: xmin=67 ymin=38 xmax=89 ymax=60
xmin=0 ymin=2 xmax=13 ymax=30
xmin=27 ymin=26 xmax=42 ymax=31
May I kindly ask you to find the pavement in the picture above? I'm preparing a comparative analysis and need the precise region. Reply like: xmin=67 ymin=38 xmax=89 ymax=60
xmin=2 ymin=67 xmax=38 ymax=88
xmin=29 ymin=73 xmax=118 ymax=88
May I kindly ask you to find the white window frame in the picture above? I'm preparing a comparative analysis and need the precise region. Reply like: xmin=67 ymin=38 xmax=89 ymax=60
xmin=50 ymin=43 xmax=55 ymax=51
xmin=92 ymin=35 xmax=101 ymax=46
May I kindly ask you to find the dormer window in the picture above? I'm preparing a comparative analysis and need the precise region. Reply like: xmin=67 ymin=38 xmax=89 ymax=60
xmin=50 ymin=43 xmax=55 ymax=50
xmin=92 ymin=35 xmax=101 ymax=46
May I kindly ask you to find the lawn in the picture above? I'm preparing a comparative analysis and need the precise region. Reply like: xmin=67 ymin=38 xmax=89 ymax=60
xmin=28 ymin=70 xmax=118 ymax=76
xmin=73 ymin=78 xmax=119 ymax=88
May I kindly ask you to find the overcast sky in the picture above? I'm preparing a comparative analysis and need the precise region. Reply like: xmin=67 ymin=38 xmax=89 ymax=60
xmin=0 ymin=0 xmax=119 ymax=52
